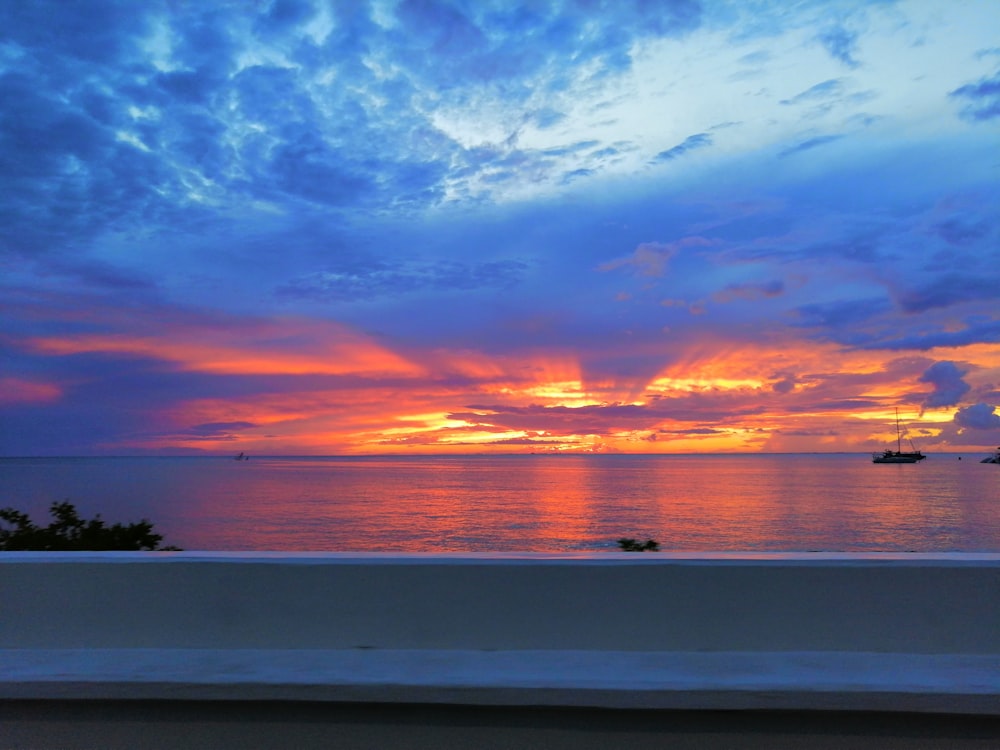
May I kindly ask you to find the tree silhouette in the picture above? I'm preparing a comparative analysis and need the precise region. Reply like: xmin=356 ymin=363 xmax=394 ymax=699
xmin=0 ymin=501 xmax=180 ymax=551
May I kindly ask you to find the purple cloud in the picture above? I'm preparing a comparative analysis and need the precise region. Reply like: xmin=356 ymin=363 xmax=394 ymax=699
xmin=713 ymin=279 xmax=784 ymax=303
xmin=895 ymin=275 xmax=1000 ymax=313
xmin=599 ymin=237 xmax=716 ymax=277
xmin=919 ymin=361 xmax=971 ymax=409
xmin=954 ymin=403 xmax=1000 ymax=431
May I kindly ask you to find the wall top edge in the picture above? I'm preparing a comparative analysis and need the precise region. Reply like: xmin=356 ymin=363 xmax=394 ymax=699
xmin=2 ymin=551 xmax=1000 ymax=565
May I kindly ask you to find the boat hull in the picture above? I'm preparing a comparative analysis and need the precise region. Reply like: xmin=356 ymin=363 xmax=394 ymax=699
xmin=872 ymin=451 xmax=925 ymax=464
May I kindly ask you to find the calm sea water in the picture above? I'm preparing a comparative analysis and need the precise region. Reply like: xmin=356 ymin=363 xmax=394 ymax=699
xmin=1 ymin=454 xmax=998 ymax=552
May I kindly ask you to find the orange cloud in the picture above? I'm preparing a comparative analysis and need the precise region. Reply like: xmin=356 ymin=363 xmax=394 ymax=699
xmin=22 ymin=301 xmax=998 ymax=454
xmin=0 ymin=377 xmax=61 ymax=405
xmin=27 ymin=317 xmax=423 ymax=377
xmin=143 ymin=331 xmax=998 ymax=454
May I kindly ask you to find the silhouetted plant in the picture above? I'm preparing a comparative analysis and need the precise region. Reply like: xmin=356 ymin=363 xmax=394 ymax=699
xmin=617 ymin=537 xmax=660 ymax=552
xmin=0 ymin=501 xmax=180 ymax=551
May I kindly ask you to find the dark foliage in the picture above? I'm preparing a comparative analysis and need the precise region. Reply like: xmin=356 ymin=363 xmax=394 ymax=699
xmin=616 ymin=537 xmax=660 ymax=552
xmin=0 ymin=501 xmax=179 ymax=551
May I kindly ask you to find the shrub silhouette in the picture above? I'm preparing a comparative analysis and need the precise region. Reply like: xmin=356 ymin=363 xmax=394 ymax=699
xmin=0 ymin=501 xmax=179 ymax=551
xmin=617 ymin=537 xmax=660 ymax=552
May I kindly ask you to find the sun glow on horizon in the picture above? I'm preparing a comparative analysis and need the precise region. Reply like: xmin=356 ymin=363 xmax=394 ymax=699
xmin=12 ymin=307 xmax=1000 ymax=456
xmin=81 ymin=336 xmax=1000 ymax=455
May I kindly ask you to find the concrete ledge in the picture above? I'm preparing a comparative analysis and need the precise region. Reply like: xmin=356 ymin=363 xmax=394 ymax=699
xmin=2 ymin=553 xmax=999 ymax=714
xmin=3 ymin=649 xmax=999 ymax=714
xmin=5 ymin=552 xmax=1000 ymax=652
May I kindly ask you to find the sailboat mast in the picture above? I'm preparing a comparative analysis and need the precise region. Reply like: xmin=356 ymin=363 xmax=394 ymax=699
xmin=896 ymin=406 xmax=903 ymax=453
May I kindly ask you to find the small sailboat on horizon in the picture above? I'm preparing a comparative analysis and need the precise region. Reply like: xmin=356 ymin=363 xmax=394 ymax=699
xmin=872 ymin=408 xmax=926 ymax=464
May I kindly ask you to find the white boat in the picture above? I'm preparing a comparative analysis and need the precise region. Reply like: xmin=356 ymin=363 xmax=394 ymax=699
xmin=872 ymin=408 xmax=926 ymax=464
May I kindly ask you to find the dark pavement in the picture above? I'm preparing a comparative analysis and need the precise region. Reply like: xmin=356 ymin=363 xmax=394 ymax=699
xmin=2 ymin=701 xmax=999 ymax=749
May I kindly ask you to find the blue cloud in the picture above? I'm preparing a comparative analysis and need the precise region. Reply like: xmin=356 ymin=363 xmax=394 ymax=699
xmin=817 ymin=27 xmax=860 ymax=68
xmin=270 ymin=133 xmax=376 ymax=206
xmin=929 ymin=218 xmax=989 ymax=245
xmin=276 ymin=259 xmax=529 ymax=302
xmin=590 ymin=146 xmax=623 ymax=159
xmin=653 ymin=133 xmax=712 ymax=162
xmin=780 ymin=79 xmax=844 ymax=105
xmin=851 ymin=319 xmax=1000 ymax=352
xmin=949 ymin=71 xmax=1000 ymax=121
xmin=790 ymin=298 xmax=891 ymax=331
xmin=387 ymin=0 xmax=703 ymax=91
xmin=255 ymin=0 xmax=317 ymax=37
xmin=532 ymin=108 xmax=567 ymax=129
xmin=784 ymin=299 xmax=999 ymax=353
xmin=156 ymin=70 xmax=221 ymax=106
xmin=738 ymin=50 xmax=771 ymax=66
xmin=10 ymin=1 xmax=688 ymax=257
xmin=895 ymin=275 xmax=1000 ymax=313
xmin=561 ymin=168 xmax=595 ymax=184
xmin=777 ymin=134 xmax=844 ymax=157
xmin=185 ymin=421 xmax=258 ymax=438
xmin=0 ymin=72 xmax=186 ymax=256
xmin=542 ymin=140 xmax=601 ymax=157
xmin=0 ymin=0 xmax=145 ymax=64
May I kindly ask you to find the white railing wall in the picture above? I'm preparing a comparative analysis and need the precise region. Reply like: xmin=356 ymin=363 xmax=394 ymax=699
xmin=2 ymin=552 xmax=998 ymax=713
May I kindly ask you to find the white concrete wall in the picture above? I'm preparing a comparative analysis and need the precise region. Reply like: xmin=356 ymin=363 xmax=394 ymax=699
xmin=2 ymin=553 xmax=999 ymax=713
xmin=2 ymin=552 xmax=999 ymax=653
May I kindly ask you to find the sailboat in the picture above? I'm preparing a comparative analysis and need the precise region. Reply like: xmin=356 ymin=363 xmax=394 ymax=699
xmin=872 ymin=408 xmax=926 ymax=463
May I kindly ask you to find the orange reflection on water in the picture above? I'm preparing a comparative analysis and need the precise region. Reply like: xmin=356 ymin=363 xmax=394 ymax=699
xmin=145 ymin=455 xmax=1000 ymax=553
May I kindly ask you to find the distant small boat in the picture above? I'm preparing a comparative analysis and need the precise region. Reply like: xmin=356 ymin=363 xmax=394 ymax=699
xmin=234 ymin=452 xmax=249 ymax=461
xmin=981 ymin=448 xmax=1000 ymax=464
xmin=872 ymin=408 xmax=926 ymax=464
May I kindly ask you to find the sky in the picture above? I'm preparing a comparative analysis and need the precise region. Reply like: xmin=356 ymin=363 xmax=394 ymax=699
xmin=1 ymin=0 xmax=999 ymax=456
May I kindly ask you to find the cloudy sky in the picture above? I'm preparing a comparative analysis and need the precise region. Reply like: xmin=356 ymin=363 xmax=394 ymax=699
xmin=2 ymin=0 xmax=999 ymax=456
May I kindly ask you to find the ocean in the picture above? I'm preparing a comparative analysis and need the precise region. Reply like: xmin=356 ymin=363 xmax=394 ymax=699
xmin=1 ymin=454 xmax=998 ymax=552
